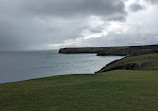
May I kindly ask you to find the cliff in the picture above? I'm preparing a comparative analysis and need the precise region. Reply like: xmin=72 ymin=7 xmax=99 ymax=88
xmin=97 ymin=45 xmax=158 ymax=56
xmin=59 ymin=45 xmax=158 ymax=56
xmin=58 ymin=47 xmax=106 ymax=54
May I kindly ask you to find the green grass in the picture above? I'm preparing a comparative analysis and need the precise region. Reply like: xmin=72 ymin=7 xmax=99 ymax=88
xmin=99 ymin=53 xmax=158 ymax=72
xmin=0 ymin=70 xmax=158 ymax=111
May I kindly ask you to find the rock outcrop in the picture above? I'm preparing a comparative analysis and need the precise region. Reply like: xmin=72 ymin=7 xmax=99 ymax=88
xmin=96 ymin=63 xmax=140 ymax=73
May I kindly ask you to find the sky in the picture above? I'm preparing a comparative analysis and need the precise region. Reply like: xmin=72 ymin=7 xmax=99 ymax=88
xmin=0 ymin=0 xmax=158 ymax=50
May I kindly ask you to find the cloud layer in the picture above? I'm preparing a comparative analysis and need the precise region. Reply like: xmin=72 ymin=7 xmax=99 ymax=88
xmin=0 ymin=0 xmax=157 ymax=50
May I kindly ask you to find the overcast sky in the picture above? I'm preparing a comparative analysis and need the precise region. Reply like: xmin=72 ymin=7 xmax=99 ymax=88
xmin=0 ymin=0 xmax=158 ymax=50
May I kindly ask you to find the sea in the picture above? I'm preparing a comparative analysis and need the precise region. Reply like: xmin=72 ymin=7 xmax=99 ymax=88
xmin=0 ymin=50 xmax=123 ymax=83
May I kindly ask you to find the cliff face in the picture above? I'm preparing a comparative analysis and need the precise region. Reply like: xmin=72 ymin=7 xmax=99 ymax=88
xmin=58 ymin=47 xmax=106 ymax=54
xmin=59 ymin=45 xmax=158 ymax=56
xmin=97 ymin=45 xmax=158 ymax=56
xmin=128 ymin=49 xmax=158 ymax=57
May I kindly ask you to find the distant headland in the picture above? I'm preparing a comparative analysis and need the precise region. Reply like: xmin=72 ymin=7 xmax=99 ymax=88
xmin=59 ymin=44 xmax=158 ymax=56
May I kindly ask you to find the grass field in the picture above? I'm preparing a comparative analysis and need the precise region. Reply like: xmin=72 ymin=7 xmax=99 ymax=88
xmin=0 ymin=70 xmax=158 ymax=111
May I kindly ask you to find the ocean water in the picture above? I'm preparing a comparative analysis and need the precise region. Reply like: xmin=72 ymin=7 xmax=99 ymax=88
xmin=0 ymin=50 xmax=123 ymax=83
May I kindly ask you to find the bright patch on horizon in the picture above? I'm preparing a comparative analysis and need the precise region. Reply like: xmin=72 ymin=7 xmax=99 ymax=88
xmin=47 ymin=16 xmax=109 ymax=49
xmin=81 ymin=29 xmax=108 ymax=39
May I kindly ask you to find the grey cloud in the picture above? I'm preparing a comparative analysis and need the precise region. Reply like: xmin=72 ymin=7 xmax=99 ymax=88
xmin=0 ymin=0 xmax=127 ymax=50
xmin=129 ymin=3 xmax=145 ymax=12
xmin=145 ymin=0 xmax=158 ymax=4
xmin=0 ymin=0 xmax=157 ymax=51
xmin=23 ymin=0 xmax=126 ymax=19
xmin=0 ymin=16 xmax=85 ymax=50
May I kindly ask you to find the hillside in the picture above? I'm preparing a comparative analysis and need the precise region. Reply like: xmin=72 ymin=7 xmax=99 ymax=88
xmin=97 ymin=53 xmax=158 ymax=73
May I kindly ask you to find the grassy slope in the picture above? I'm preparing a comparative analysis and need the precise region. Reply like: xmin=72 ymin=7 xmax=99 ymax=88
xmin=98 ymin=53 xmax=158 ymax=72
xmin=0 ymin=70 xmax=158 ymax=111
